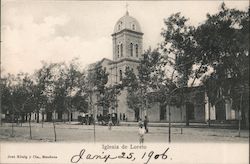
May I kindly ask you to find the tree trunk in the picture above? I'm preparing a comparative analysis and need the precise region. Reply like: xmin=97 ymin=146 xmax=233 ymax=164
xmin=208 ymin=102 xmax=211 ymax=127
xmin=36 ymin=110 xmax=39 ymax=123
xmin=180 ymin=89 xmax=184 ymax=134
xmin=238 ymin=93 xmax=243 ymax=137
xmin=90 ymin=91 xmax=95 ymax=143
xmin=29 ymin=113 xmax=32 ymax=139
xmin=180 ymin=105 xmax=183 ymax=134
xmin=244 ymin=106 xmax=249 ymax=129
xmin=42 ymin=113 xmax=44 ymax=128
xmin=21 ymin=113 xmax=25 ymax=126
xmin=63 ymin=112 xmax=65 ymax=123
xmin=241 ymin=103 xmax=246 ymax=129
xmin=53 ymin=111 xmax=57 ymax=142
xmin=11 ymin=113 xmax=14 ymax=137
xmin=16 ymin=112 xmax=20 ymax=126
xmin=93 ymin=116 xmax=96 ymax=143
xmin=69 ymin=111 xmax=71 ymax=124
xmin=238 ymin=108 xmax=241 ymax=137
xmin=168 ymin=105 xmax=171 ymax=143
xmin=185 ymin=104 xmax=189 ymax=126
xmin=19 ymin=112 xmax=22 ymax=127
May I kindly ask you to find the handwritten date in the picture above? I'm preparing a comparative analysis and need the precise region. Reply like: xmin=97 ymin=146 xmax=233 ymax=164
xmin=71 ymin=147 xmax=170 ymax=164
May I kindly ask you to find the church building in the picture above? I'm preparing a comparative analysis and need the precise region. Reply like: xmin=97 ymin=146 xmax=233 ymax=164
xmin=87 ymin=11 xmax=241 ymax=125
xmin=87 ymin=11 xmax=143 ymax=121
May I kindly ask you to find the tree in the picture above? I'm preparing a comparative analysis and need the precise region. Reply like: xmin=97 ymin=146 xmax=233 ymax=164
xmin=161 ymin=13 xmax=198 ymax=85
xmin=122 ymin=67 xmax=140 ymax=119
xmin=36 ymin=62 xmax=60 ymax=141
xmin=1 ymin=74 xmax=16 ymax=136
xmin=1 ymin=76 xmax=12 ymax=122
xmin=122 ymin=49 xmax=162 ymax=120
xmin=196 ymin=3 xmax=249 ymax=129
xmin=87 ymin=64 xmax=109 ymax=111
xmin=53 ymin=63 xmax=68 ymax=122
xmin=145 ymin=49 xmax=179 ymax=142
xmin=19 ymin=74 xmax=36 ymax=139
xmin=2 ymin=73 xmax=35 ymax=138
xmin=86 ymin=64 xmax=110 ymax=142
xmin=70 ymin=70 xmax=89 ymax=114
xmin=160 ymin=12 xmax=199 ymax=126
xmin=138 ymin=49 xmax=163 ymax=118
xmin=65 ymin=59 xmax=88 ymax=122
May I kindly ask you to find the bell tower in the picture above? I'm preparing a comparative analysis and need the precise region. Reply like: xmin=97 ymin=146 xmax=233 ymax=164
xmin=111 ymin=11 xmax=143 ymax=61
xmin=109 ymin=10 xmax=144 ymax=122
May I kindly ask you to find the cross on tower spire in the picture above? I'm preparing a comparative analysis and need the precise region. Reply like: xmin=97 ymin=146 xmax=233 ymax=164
xmin=125 ymin=3 xmax=129 ymax=15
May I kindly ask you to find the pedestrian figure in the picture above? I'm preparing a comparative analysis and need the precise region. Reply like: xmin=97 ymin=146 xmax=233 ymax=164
xmin=108 ymin=118 xmax=112 ymax=130
xmin=138 ymin=123 xmax=146 ymax=145
xmin=138 ymin=118 xmax=143 ymax=127
xmin=144 ymin=116 xmax=149 ymax=133
xmin=90 ymin=114 xmax=93 ymax=125
xmin=82 ymin=113 xmax=86 ymax=125
xmin=85 ymin=114 xmax=89 ymax=125
xmin=123 ymin=113 xmax=125 ymax=121
xmin=112 ymin=112 xmax=116 ymax=125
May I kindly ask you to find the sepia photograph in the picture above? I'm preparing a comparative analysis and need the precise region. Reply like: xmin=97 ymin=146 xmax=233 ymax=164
xmin=0 ymin=0 xmax=249 ymax=163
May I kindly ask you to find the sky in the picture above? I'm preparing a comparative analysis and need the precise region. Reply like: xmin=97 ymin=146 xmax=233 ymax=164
xmin=1 ymin=0 xmax=249 ymax=75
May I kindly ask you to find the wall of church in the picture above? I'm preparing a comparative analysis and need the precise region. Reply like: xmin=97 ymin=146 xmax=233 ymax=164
xmin=112 ymin=32 xmax=143 ymax=61
xmin=107 ymin=60 xmax=140 ymax=87
xmin=165 ymin=105 xmax=186 ymax=123
xmin=124 ymin=32 xmax=143 ymax=59
xmin=147 ymin=102 xmax=160 ymax=122
xmin=204 ymin=94 xmax=239 ymax=122
xmin=126 ymin=109 xmax=136 ymax=122
xmin=194 ymin=104 xmax=206 ymax=122
xmin=112 ymin=33 xmax=125 ymax=60
xmin=117 ymin=90 xmax=129 ymax=119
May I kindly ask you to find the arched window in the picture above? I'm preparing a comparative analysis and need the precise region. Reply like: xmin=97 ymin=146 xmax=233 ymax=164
xmin=119 ymin=70 xmax=122 ymax=81
xmin=117 ymin=45 xmax=119 ymax=58
xmin=132 ymin=24 xmax=136 ymax=30
xmin=120 ymin=44 xmax=123 ymax=57
xmin=130 ymin=43 xmax=133 ymax=57
xmin=135 ymin=44 xmax=138 ymax=57
xmin=118 ymin=24 xmax=121 ymax=30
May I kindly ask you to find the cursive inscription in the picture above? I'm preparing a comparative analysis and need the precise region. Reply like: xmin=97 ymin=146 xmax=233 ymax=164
xmin=71 ymin=149 xmax=135 ymax=163
xmin=70 ymin=147 xmax=170 ymax=164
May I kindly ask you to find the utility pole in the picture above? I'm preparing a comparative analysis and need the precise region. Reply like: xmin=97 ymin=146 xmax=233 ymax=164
xmin=167 ymin=87 xmax=179 ymax=143
xmin=208 ymin=101 xmax=211 ymax=127
xmin=238 ymin=92 xmax=243 ymax=137
xmin=168 ymin=104 xmax=171 ymax=143
xmin=10 ymin=92 xmax=14 ymax=137
xmin=93 ymin=93 xmax=96 ymax=143
xmin=0 ymin=77 xmax=2 ymax=126
xmin=180 ymin=88 xmax=184 ymax=134
xmin=207 ymin=82 xmax=211 ymax=128
xmin=0 ymin=46 xmax=2 ymax=126
xmin=141 ymin=85 xmax=143 ymax=119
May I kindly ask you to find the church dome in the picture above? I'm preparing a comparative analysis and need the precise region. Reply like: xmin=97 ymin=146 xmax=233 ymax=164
xmin=113 ymin=11 xmax=142 ymax=33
